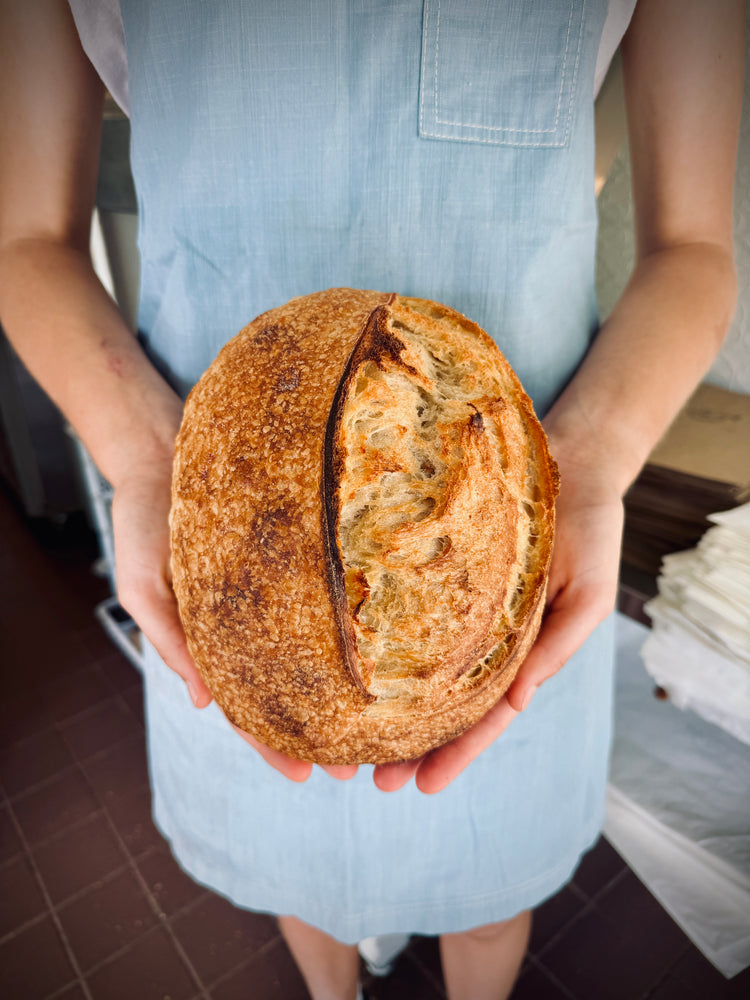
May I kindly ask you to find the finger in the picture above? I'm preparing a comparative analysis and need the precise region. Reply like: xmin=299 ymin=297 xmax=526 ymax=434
xmin=120 ymin=577 xmax=213 ymax=708
xmin=414 ymin=696 xmax=519 ymax=795
xmin=230 ymin=725 xmax=313 ymax=782
xmin=373 ymin=757 xmax=422 ymax=793
xmin=505 ymin=585 xmax=613 ymax=713
xmin=319 ymin=763 xmax=359 ymax=781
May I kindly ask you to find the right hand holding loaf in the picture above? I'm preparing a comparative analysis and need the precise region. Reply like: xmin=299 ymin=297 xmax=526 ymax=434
xmin=112 ymin=460 xmax=355 ymax=784
xmin=111 ymin=462 xmax=214 ymax=711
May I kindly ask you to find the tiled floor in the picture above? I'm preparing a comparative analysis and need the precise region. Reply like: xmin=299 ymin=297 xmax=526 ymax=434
xmin=1 ymin=483 xmax=749 ymax=1000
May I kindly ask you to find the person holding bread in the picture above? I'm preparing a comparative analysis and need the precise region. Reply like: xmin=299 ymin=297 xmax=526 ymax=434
xmin=0 ymin=2 xmax=744 ymax=998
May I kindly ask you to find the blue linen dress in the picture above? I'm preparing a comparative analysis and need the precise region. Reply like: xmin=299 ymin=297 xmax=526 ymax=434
xmin=121 ymin=0 xmax=615 ymax=943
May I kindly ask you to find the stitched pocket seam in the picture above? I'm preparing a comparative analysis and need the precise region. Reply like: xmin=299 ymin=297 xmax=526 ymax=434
xmin=419 ymin=0 xmax=586 ymax=148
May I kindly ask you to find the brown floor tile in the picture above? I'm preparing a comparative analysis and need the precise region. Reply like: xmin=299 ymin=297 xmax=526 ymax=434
xmin=84 ymin=926 xmax=198 ymax=1000
xmin=530 ymin=882 xmax=589 ymax=955
xmin=0 ymin=803 xmax=23 ymax=862
xmin=537 ymin=907 xmax=619 ymax=1000
xmin=170 ymin=892 xmax=278 ymax=986
xmin=103 ymin=785 xmax=164 ymax=856
xmin=0 ymin=546 xmax=24 ymax=591
xmin=59 ymin=697 xmax=141 ymax=762
xmin=41 ymin=663 xmax=115 ymax=727
xmin=596 ymin=869 xmax=690 ymax=956
xmin=0 ymin=616 xmax=93 ymax=698
xmin=667 ymin=945 xmax=750 ymax=998
xmin=120 ymin=680 xmax=146 ymax=726
xmin=0 ymin=915 xmax=75 ymax=999
xmin=14 ymin=513 xmax=109 ymax=632
xmin=96 ymin=648 xmax=142 ymax=693
xmin=51 ymin=983 xmax=88 ymax=1000
xmin=79 ymin=732 xmax=150 ymax=805
xmin=363 ymin=951 xmax=446 ymax=1000
xmin=77 ymin=622 xmax=122 ymax=663
xmin=0 ymin=854 xmax=47 ymax=938
xmin=646 ymin=971 xmax=702 ymax=1000
xmin=57 ymin=868 xmax=157 ymax=972
xmin=512 ymin=962 xmax=575 ymax=1000
xmin=0 ymin=687 xmax=61 ymax=749
xmin=404 ymin=934 xmax=445 ymax=994
xmin=11 ymin=767 xmax=99 ymax=846
xmin=0 ymin=728 xmax=74 ymax=798
xmin=49 ymin=577 xmax=109 ymax=633
xmin=571 ymin=835 xmax=627 ymax=899
xmin=136 ymin=845 xmax=208 ymax=917
xmin=31 ymin=812 xmax=127 ymax=904
xmin=540 ymin=869 xmax=691 ymax=1000
xmin=211 ymin=937 xmax=310 ymax=1000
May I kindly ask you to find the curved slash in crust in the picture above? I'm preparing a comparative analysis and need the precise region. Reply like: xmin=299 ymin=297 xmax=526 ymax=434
xmin=320 ymin=296 xmax=415 ymax=701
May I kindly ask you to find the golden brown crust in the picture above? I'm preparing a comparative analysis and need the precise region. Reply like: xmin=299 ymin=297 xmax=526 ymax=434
xmin=170 ymin=289 xmax=558 ymax=764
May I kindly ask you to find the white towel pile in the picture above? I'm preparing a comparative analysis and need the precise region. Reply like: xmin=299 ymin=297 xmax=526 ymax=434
xmin=608 ymin=614 xmax=750 ymax=977
xmin=642 ymin=502 xmax=750 ymax=746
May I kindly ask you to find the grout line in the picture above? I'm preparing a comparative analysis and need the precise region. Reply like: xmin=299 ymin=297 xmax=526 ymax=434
xmin=44 ymin=976 xmax=89 ymax=1000
xmin=0 ymin=908 xmax=50 ymax=947
xmin=202 ymin=932 xmax=284 ymax=994
xmin=3 ymin=855 xmax=135 ymax=937
xmin=47 ymin=923 xmax=174 ymax=989
xmin=644 ymin=939 xmax=694 ymax=999
xmin=561 ymin=879 xmax=590 ymax=908
xmin=4 ymin=727 xmax=146 ymax=808
xmin=524 ymin=953 xmax=579 ymax=1000
xmin=530 ymin=861 xmax=633 ymax=963
xmin=4 ymin=760 xmax=85 ymax=804
xmin=531 ymin=895 xmax=602 ymax=963
xmin=7 ymin=805 xmax=109 ymax=855
xmin=0 ymin=846 xmax=26 ymax=874
xmin=2 ymin=746 xmax=214 ymax=997
xmin=153 ymin=885 xmax=214 ymax=923
xmin=1 ymin=835 xmax=211 ymax=949
xmin=585 ymin=860 xmax=632 ymax=903
xmin=5 ymin=799 xmax=96 ymax=1000
xmin=643 ymin=966 xmax=674 ymax=999
xmin=0 ymin=652 xmax=139 ymax=756
xmin=93 ymin=776 xmax=213 ymax=1000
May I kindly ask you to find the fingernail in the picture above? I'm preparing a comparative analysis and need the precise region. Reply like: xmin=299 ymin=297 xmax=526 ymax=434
xmin=187 ymin=682 xmax=200 ymax=707
xmin=521 ymin=685 xmax=537 ymax=711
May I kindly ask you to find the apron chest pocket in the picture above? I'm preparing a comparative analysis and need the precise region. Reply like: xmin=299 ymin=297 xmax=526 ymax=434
xmin=418 ymin=0 xmax=587 ymax=148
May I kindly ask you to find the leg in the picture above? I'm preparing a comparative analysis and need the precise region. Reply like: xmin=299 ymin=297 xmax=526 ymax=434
xmin=278 ymin=914 xmax=360 ymax=1000
xmin=439 ymin=909 xmax=532 ymax=1000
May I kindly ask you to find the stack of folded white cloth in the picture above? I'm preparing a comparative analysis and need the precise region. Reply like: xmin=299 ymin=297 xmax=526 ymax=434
xmin=608 ymin=613 xmax=750 ymax=978
xmin=641 ymin=502 xmax=750 ymax=746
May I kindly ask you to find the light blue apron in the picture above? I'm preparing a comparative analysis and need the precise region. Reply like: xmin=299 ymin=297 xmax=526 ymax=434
xmin=121 ymin=0 xmax=614 ymax=942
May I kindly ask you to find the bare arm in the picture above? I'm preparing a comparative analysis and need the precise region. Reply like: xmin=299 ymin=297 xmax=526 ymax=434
xmin=503 ymin=0 xmax=744 ymax=705
xmin=378 ymin=0 xmax=745 ymax=793
xmin=547 ymin=0 xmax=742 ymax=492
xmin=0 ymin=1 xmax=214 ymax=714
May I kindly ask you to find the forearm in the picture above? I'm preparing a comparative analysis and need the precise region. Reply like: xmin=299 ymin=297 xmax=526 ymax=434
xmin=545 ymin=240 xmax=737 ymax=493
xmin=0 ymin=236 xmax=183 ymax=487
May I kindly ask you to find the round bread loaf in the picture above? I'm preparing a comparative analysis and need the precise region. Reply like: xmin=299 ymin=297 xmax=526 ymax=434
xmin=170 ymin=289 xmax=559 ymax=764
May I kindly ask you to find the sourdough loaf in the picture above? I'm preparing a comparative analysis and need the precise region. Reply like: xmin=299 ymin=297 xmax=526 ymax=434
xmin=170 ymin=289 xmax=558 ymax=764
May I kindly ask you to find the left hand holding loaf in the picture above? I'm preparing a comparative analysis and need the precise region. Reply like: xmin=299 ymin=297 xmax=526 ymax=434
xmin=373 ymin=435 xmax=625 ymax=794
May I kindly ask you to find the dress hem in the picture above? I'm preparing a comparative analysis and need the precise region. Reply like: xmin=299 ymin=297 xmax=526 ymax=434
xmin=152 ymin=797 xmax=603 ymax=944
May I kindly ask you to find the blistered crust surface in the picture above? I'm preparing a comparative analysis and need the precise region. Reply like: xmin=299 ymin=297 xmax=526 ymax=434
xmin=171 ymin=289 xmax=558 ymax=764
xmin=170 ymin=289 xmax=389 ymax=755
